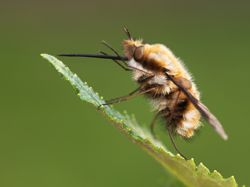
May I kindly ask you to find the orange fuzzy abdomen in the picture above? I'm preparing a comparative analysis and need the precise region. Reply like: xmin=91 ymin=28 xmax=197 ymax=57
xmin=141 ymin=84 xmax=201 ymax=138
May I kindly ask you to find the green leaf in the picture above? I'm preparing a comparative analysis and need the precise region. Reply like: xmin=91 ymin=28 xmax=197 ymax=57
xmin=41 ymin=53 xmax=239 ymax=187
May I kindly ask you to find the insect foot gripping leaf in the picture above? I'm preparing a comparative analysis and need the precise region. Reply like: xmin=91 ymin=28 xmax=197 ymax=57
xmin=41 ymin=53 xmax=239 ymax=187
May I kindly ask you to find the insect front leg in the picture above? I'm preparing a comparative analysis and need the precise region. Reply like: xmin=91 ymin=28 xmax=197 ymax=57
xmin=105 ymin=86 xmax=141 ymax=103
xmin=101 ymin=41 xmax=154 ymax=77
xmin=98 ymin=74 xmax=155 ymax=109
xmin=97 ymin=87 xmax=156 ymax=109
xmin=98 ymin=51 xmax=133 ymax=71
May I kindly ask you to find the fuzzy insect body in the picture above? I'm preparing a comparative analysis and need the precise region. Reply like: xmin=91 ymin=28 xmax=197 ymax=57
xmin=58 ymin=28 xmax=227 ymax=159
xmin=124 ymin=39 xmax=201 ymax=138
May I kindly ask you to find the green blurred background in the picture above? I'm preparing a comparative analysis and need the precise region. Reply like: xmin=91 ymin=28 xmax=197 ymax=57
xmin=1 ymin=0 xmax=250 ymax=186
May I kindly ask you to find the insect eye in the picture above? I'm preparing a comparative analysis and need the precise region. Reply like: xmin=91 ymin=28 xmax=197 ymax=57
xmin=134 ymin=46 xmax=144 ymax=62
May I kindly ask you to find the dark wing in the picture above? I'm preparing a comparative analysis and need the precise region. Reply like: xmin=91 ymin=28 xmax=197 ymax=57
xmin=166 ymin=73 xmax=228 ymax=140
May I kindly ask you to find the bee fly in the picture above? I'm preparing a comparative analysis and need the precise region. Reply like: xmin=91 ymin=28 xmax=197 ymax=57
xmin=58 ymin=28 xmax=228 ymax=160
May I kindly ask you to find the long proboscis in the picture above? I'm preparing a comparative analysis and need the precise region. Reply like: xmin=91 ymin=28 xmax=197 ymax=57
xmin=58 ymin=54 xmax=128 ymax=61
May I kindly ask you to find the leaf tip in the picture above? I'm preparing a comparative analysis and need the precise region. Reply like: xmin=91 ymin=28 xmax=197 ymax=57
xmin=40 ymin=53 xmax=50 ymax=59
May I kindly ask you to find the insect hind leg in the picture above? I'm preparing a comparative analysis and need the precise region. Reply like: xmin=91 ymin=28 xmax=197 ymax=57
xmin=167 ymin=91 xmax=187 ymax=160
xmin=150 ymin=112 xmax=160 ymax=138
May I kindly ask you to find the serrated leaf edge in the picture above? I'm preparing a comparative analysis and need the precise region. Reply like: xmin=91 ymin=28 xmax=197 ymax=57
xmin=41 ymin=53 xmax=240 ymax=187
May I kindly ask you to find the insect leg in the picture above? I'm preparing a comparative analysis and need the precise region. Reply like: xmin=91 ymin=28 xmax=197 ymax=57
xmin=167 ymin=91 xmax=187 ymax=160
xmin=103 ymin=74 xmax=154 ymax=103
xmin=98 ymin=87 xmax=156 ymax=109
xmin=100 ymin=41 xmax=155 ymax=77
xmin=105 ymin=86 xmax=141 ymax=103
xmin=150 ymin=112 xmax=160 ymax=138
xmin=99 ymin=51 xmax=133 ymax=71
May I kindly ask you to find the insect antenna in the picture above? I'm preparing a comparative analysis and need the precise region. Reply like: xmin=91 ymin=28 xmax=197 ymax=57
xmin=123 ymin=28 xmax=132 ymax=40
